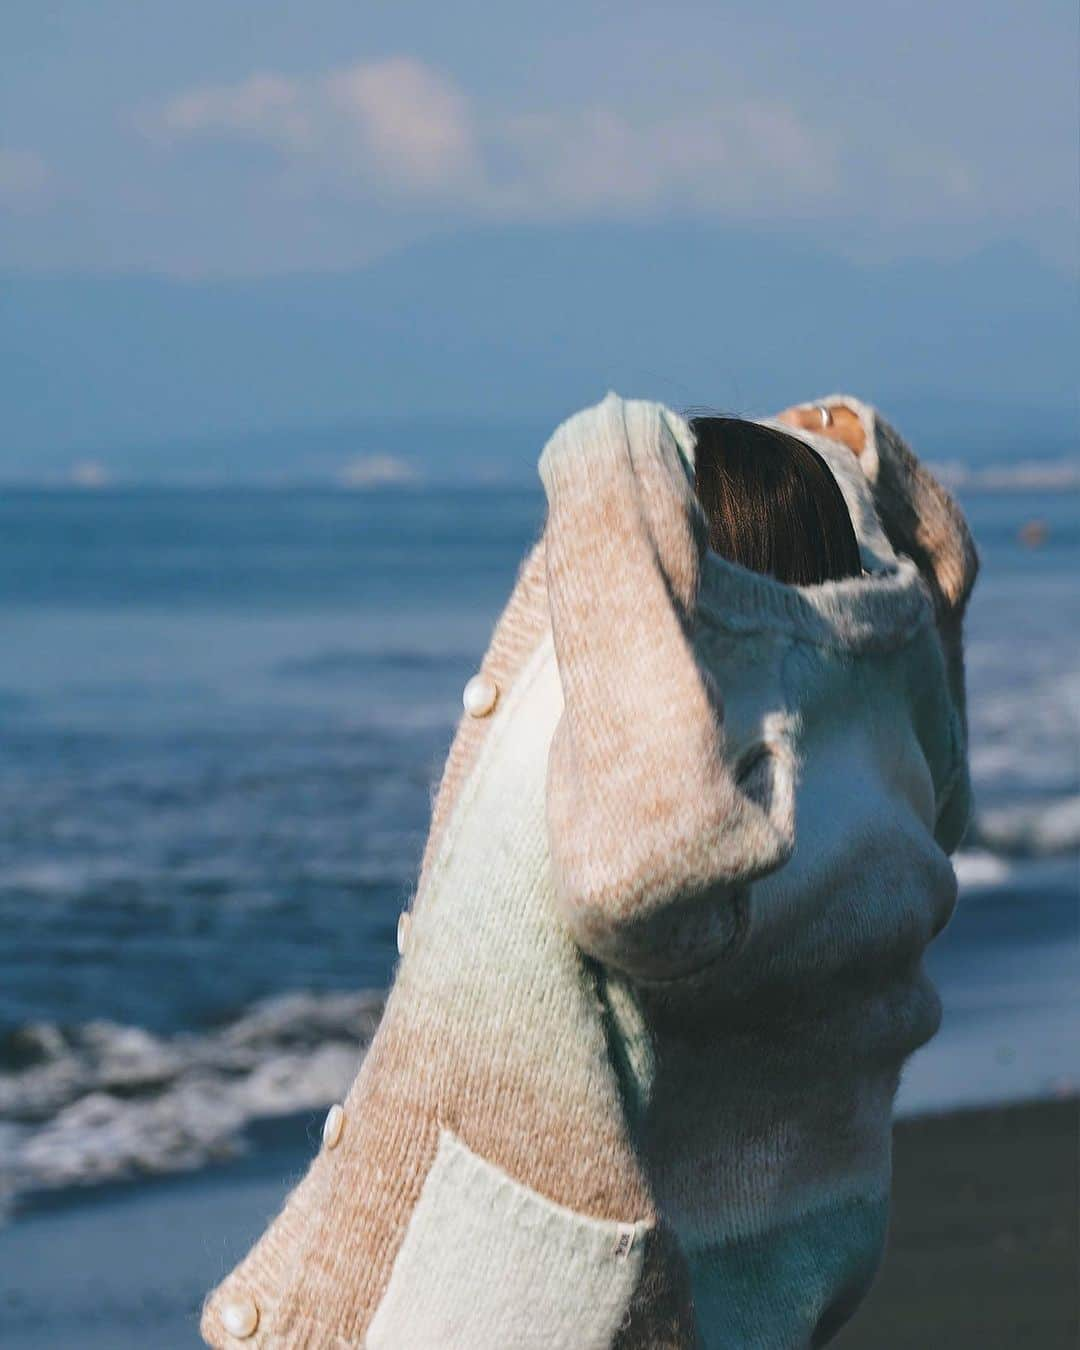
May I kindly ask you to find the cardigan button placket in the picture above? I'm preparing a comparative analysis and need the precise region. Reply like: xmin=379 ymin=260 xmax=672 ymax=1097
xmin=462 ymin=672 xmax=498 ymax=718
xmin=220 ymin=1292 xmax=259 ymax=1339
xmin=396 ymin=910 xmax=412 ymax=956
xmin=323 ymin=1103 xmax=345 ymax=1150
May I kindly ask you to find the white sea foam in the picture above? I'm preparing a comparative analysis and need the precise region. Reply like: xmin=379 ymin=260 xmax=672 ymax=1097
xmin=965 ymin=651 xmax=1080 ymax=797
xmin=927 ymin=457 xmax=1080 ymax=492
xmin=952 ymin=850 xmax=1013 ymax=889
xmin=974 ymin=795 xmax=1080 ymax=859
xmin=0 ymin=991 xmax=381 ymax=1211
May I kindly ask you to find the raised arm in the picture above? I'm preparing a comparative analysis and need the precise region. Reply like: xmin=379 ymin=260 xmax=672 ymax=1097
xmin=780 ymin=395 xmax=978 ymax=851
xmin=861 ymin=402 xmax=977 ymax=853
xmin=539 ymin=395 xmax=794 ymax=980
xmin=782 ymin=397 xmax=977 ymax=675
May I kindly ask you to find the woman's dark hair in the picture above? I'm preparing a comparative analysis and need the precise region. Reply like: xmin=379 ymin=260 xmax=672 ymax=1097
xmin=689 ymin=416 xmax=863 ymax=587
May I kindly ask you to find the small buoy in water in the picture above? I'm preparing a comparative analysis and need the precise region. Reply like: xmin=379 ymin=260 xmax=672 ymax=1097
xmin=1018 ymin=519 xmax=1048 ymax=547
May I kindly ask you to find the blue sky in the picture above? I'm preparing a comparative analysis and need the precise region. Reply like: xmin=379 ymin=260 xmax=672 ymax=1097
xmin=1 ymin=3 xmax=1076 ymax=476
xmin=3 ymin=0 xmax=1076 ymax=277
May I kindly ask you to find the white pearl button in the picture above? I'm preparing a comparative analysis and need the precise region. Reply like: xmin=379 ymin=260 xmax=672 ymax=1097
xmin=221 ymin=1293 xmax=259 ymax=1339
xmin=396 ymin=910 xmax=412 ymax=956
xmin=462 ymin=672 xmax=498 ymax=718
xmin=322 ymin=1102 xmax=345 ymax=1150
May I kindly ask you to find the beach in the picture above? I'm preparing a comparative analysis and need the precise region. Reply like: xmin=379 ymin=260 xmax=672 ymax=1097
xmin=837 ymin=1098 xmax=1078 ymax=1349
xmin=1 ymin=1097 xmax=1075 ymax=1348
xmin=4 ymin=0 xmax=1078 ymax=1335
xmin=1 ymin=481 xmax=1076 ymax=1345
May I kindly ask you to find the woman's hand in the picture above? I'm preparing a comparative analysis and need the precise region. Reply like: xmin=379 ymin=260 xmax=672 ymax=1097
xmin=777 ymin=402 xmax=867 ymax=457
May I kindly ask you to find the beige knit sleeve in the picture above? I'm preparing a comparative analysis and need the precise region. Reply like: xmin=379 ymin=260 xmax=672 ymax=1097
xmin=538 ymin=394 xmax=794 ymax=980
xmin=819 ymin=395 xmax=978 ymax=852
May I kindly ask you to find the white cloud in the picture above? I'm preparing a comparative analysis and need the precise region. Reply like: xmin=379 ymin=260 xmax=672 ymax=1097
xmin=486 ymin=100 xmax=839 ymax=218
xmin=158 ymin=58 xmax=481 ymax=199
xmin=161 ymin=74 xmax=312 ymax=150
xmin=69 ymin=460 xmax=109 ymax=489
xmin=337 ymin=454 xmax=420 ymax=489
xmin=326 ymin=59 xmax=480 ymax=192
xmin=0 ymin=149 xmax=52 ymax=209
xmin=153 ymin=57 xmax=840 ymax=219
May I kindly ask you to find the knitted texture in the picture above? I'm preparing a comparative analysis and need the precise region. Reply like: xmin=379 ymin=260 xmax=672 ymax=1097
xmin=540 ymin=398 xmax=795 ymax=980
xmin=202 ymin=394 xmax=976 ymax=1349
xmin=366 ymin=1130 xmax=653 ymax=1349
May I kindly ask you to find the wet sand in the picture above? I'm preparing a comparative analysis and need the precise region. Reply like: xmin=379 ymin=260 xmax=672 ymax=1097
xmin=0 ymin=1099 xmax=1075 ymax=1348
xmin=837 ymin=1098 xmax=1078 ymax=1348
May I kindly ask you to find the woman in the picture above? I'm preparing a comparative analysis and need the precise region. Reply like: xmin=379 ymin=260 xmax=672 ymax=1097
xmin=202 ymin=394 xmax=977 ymax=1348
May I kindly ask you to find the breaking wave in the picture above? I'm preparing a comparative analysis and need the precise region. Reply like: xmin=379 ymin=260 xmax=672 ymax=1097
xmin=0 ymin=991 xmax=382 ymax=1213
xmin=928 ymin=457 xmax=1080 ymax=492
xmin=970 ymin=795 xmax=1080 ymax=860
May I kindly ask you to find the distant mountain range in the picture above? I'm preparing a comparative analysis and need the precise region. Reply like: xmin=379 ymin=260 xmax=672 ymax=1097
xmin=2 ymin=224 xmax=1076 ymax=482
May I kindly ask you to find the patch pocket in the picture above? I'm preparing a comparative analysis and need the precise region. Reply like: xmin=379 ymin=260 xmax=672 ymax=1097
xmin=366 ymin=1129 xmax=652 ymax=1350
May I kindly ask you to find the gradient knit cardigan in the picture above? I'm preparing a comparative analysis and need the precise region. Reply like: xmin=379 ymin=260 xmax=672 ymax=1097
xmin=202 ymin=393 xmax=977 ymax=1349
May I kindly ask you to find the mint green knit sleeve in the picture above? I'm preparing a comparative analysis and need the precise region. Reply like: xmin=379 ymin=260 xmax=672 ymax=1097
xmin=538 ymin=394 xmax=795 ymax=980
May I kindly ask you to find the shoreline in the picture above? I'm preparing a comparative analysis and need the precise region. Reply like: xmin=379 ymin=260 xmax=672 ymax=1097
xmin=1 ymin=1097 xmax=1075 ymax=1348
xmin=3 ymin=1081 xmax=1071 ymax=1227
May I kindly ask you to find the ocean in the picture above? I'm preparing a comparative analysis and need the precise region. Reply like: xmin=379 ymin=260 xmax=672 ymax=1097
xmin=1 ymin=481 xmax=1077 ymax=1213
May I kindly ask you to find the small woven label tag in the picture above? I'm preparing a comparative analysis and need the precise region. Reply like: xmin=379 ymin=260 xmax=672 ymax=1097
xmin=612 ymin=1224 xmax=636 ymax=1261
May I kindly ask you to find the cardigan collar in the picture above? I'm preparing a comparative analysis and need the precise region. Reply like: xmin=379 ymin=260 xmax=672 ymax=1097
xmin=663 ymin=408 xmax=933 ymax=654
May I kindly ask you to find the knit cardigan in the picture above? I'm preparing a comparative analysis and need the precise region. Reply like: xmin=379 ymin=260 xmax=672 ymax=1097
xmin=201 ymin=394 xmax=977 ymax=1350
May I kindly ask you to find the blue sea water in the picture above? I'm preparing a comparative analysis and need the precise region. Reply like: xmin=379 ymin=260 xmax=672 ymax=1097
xmin=0 ymin=483 xmax=1077 ymax=1207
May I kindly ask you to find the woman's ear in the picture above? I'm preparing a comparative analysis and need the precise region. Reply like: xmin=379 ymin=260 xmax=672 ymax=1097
xmin=776 ymin=403 xmax=867 ymax=457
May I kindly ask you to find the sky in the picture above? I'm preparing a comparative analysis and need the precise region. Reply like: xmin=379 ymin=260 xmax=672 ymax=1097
xmin=3 ymin=0 xmax=1076 ymax=278
xmin=1 ymin=2 xmax=1076 ymax=476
